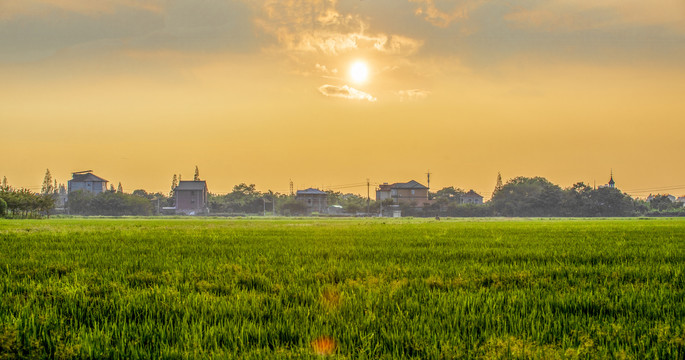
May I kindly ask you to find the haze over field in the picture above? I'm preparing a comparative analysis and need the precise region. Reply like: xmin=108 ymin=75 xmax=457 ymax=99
xmin=2 ymin=0 xmax=684 ymax=197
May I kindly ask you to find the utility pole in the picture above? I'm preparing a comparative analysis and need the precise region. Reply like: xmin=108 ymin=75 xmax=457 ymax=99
xmin=367 ymin=178 xmax=370 ymax=215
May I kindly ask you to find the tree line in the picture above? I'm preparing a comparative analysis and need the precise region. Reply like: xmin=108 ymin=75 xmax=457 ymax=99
xmin=2 ymin=171 xmax=683 ymax=218
xmin=417 ymin=176 xmax=683 ymax=217
xmin=0 ymin=175 xmax=56 ymax=218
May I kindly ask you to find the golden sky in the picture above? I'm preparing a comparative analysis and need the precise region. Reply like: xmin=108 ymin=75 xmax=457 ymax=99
xmin=2 ymin=0 xmax=685 ymax=198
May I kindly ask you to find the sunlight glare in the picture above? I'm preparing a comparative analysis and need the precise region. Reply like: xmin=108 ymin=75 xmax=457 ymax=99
xmin=349 ymin=61 xmax=369 ymax=84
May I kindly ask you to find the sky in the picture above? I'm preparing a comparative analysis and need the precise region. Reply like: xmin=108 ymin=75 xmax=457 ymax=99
xmin=2 ymin=0 xmax=685 ymax=198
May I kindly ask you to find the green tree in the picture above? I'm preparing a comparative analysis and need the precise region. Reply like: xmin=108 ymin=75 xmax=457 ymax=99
xmin=194 ymin=166 xmax=200 ymax=181
xmin=117 ymin=182 xmax=123 ymax=193
xmin=491 ymin=176 xmax=564 ymax=217
xmin=41 ymin=169 xmax=54 ymax=195
xmin=493 ymin=172 xmax=503 ymax=196
xmin=132 ymin=189 xmax=150 ymax=199
xmin=649 ymin=195 xmax=679 ymax=212
xmin=0 ymin=197 xmax=7 ymax=217
xmin=38 ymin=193 xmax=56 ymax=218
xmin=562 ymin=182 xmax=593 ymax=216
xmin=588 ymin=187 xmax=637 ymax=216
xmin=68 ymin=190 xmax=94 ymax=215
xmin=170 ymin=174 xmax=178 ymax=197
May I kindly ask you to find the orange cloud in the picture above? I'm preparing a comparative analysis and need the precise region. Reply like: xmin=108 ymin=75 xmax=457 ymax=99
xmin=410 ymin=0 xmax=483 ymax=28
xmin=255 ymin=0 xmax=422 ymax=56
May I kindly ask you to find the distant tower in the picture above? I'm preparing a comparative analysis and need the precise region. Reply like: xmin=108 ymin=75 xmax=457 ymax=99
xmin=289 ymin=179 xmax=294 ymax=196
xmin=608 ymin=170 xmax=615 ymax=189
xmin=426 ymin=170 xmax=431 ymax=189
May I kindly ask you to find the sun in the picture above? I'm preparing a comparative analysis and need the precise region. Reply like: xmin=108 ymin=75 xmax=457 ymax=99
xmin=349 ymin=61 xmax=369 ymax=84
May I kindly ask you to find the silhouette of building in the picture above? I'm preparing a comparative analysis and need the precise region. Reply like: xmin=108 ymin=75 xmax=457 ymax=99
xmin=174 ymin=181 xmax=209 ymax=215
xmin=68 ymin=171 xmax=108 ymax=194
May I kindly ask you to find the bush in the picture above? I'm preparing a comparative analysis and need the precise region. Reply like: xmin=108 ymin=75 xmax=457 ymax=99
xmin=0 ymin=197 xmax=6 ymax=217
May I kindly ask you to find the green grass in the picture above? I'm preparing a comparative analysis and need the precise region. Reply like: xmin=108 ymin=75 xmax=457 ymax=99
xmin=0 ymin=218 xmax=684 ymax=359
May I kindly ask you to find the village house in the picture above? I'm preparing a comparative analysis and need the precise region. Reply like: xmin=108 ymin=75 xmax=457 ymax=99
xmin=296 ymin=188 xmax=328 ymax=214
xmin=174 ymin=181 xmax=209 ymax=215
xmin=460 ymin=190 xmax=484 ymax=205
xmin=376 ymin=180 xmax=430 ymax=206
xmin=67 ymin=171 xmax=108 ymax=194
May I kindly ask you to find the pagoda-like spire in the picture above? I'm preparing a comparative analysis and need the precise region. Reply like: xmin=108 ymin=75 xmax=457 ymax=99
xmin=608 ymin=170 xmax=615 ymax=188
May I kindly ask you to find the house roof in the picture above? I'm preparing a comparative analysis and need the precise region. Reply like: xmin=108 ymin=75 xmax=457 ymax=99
xmin=296 ymin=188 xmax=327 ymax=195
xmin=391 ymin=180 xmax=428 ymax=190
xmin=175 ymin=181 xmax=207 ymax=191
xmin=463 ymin=190 xmax=483 ymax=198
xmin=70 ymin=172 xmax=108 ymax=183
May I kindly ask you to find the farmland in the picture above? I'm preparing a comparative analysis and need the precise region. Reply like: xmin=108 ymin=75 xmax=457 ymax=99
xmin=1 ymin=218 xmax=684 ymax=359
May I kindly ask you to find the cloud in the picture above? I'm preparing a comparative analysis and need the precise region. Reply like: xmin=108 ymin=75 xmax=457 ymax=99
xmin=318 ymin=84 xmax=376 ymax=102
xmin=255 ymin=0 xmax=422 ymax=56
xmin=315 ymin=63 xmax=338 ymax=75
xmin=409 ymin=0 xmax=483 ymax=28
xmin=398 ymin=89 xmax=430 ymax=101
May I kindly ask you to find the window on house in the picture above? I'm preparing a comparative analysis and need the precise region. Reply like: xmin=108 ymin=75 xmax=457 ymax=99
xmin=411 ymin=190 xmax=415 ymax=195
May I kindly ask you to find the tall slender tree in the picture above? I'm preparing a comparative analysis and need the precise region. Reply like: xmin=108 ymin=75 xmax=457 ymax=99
xmin=2 ymin=176 xmax=7 ymax=189
xmin=170 ymin=174 xmax=178 ymax=197
xmin=194 ymin=166 xmax=200 ymax=181
xmin=41 ymin=169 xmax=54 ymax=194
xmin=493 ymin=172 xmax=503 ymax=196
xmin=117 ymin=182 xmax=123 ymax=193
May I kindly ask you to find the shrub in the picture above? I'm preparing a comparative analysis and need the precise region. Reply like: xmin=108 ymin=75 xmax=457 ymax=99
xmin=0 ymin=197 xmax=6 ymax=217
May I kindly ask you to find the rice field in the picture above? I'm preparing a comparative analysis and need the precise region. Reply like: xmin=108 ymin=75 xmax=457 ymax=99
xmin=0 ymin=218 xmax=684 ymax=359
